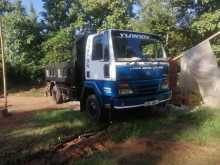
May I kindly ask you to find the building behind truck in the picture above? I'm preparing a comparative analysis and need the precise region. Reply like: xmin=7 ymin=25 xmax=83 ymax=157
xmin=45 ymin=29 xmax=172 ymax=121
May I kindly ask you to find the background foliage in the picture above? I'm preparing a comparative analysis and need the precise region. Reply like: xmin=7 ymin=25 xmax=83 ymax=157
xmin=0 ymin=0 xmax=219 ymax=84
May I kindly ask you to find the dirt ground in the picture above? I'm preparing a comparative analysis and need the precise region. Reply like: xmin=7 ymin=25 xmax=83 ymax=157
xmin=0 ymin=94 xmax=80 ymax=129
xmin=47 ymin=131 xmax=220 ymax=165
xmin=107 ymin=138 xmax=220 ymax=165
xmin=1 ymin=94 xmax=220 ymax=165
xmin=6 ymin=95 xmax=80 ymax=113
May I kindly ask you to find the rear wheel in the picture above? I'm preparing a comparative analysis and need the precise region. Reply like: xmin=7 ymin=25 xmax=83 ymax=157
xmin=86 ymin=95 xmax=103 ymax=122
xmin=52 ymin=85 xmax=63 ymax=104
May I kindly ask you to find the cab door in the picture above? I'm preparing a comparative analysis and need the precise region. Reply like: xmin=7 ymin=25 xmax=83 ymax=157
xmin=85 ymin=32 xmax=110 ymax=81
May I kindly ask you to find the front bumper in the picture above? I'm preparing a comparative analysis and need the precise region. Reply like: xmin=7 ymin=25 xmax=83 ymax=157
xmin=112 ymin=91 xmax=171 ymax=110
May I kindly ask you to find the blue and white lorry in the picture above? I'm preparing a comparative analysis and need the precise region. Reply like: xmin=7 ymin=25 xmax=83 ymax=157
xmin=45 ymin=29 xmax=172 ymax=121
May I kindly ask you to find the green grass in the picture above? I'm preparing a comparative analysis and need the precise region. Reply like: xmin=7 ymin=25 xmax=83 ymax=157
xmin=174 ymin=108 xmax=220 ymax=144
xmin=0 ymin=109 xmax=99 ymax=165
xmin=75 ymin=107 xmax=220 ymax=165
xmin=1 ymin=107 xmax=220 ymax=164
xmin=109 ymin=107 xmax=220 ymax=145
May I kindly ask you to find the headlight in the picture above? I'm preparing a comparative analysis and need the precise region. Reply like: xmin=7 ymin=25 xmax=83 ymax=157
xmin=161 ymin=79 xmax=169 ymax=90
xmin=118 ymin=84 xmax=133 ymax=95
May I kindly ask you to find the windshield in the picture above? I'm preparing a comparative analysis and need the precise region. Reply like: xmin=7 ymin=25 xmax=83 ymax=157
xmin=112 ymin=31 xmax=165 ymax=62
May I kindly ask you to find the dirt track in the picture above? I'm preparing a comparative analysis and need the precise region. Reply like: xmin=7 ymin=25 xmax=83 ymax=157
xmin=0 ymin=95 xmax=80 ymax=129
xmin=3 ymin=95 xmax=80 ymax=113
xmin=1 ymin=95 xmax=220 ymax=165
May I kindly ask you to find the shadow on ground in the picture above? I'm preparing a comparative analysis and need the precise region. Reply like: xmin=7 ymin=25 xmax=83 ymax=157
xmin=1 ymin=106 xmax=220 ymax=165
xmin=75 ymin=107 xmax=220 ymax=165
xmin=0 ymin=108 xmax=99 ymax=165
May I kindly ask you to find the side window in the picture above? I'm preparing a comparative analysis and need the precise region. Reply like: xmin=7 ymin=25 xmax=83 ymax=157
xmin=104 ymin=32 xmax=110 ymax=61
xmin=92 ymin=35 xmax=103 ymax=60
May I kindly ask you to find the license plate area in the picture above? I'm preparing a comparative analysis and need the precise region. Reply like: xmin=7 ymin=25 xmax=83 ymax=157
xmin=144 ymin=100 xmax=159 ymax=107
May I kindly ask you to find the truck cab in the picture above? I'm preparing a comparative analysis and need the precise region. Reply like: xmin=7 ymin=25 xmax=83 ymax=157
xmin=46 ymin=29 xmax=172 ymax=121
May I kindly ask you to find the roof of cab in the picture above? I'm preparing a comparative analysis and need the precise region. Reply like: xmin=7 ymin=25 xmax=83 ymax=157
xmin=109 ymin=29 xmax=162 ymax=40
xmin=76 ymin=29 xmax=162 ymax=41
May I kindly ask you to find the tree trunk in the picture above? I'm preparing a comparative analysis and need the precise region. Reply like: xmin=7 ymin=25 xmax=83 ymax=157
xmin=0 ymin=16 xmax=8 ymax=117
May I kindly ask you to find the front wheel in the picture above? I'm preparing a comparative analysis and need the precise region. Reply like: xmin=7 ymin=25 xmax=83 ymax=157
xmin=86 ymin=95 xmax=103 ymax=122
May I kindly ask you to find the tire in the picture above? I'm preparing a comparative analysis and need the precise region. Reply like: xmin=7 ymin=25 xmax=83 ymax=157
xmin=52 ymin=85 xmax=63 ymax=104
xmin=80 ymin=99 xmax=85 ymax=112
xmin=86 ymin=95 xmax=103 ymax=122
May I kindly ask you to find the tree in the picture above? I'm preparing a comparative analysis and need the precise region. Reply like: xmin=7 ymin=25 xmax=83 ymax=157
xmin=41 ymin=0 xmax=73 ymax=32
xmin=133 ymin=0 xmax=191 ymax=56
xmin=41 ymin=0 xmax=136 ymax=64
xmin=0 ymin=0 xmax=13 ymax=116
xmin=191 ymin=0 xmax=220 ymax=41
xmin=1 ymin=0 xmax=219 ymax=85
xmin=42 ymin=27 xmax=73 ymax=64
xmin=30 ymin=2 xmax=37 ymax=22
xmin=173 ymin=0 xmax=220 ymax=43
xmin=70 ymin=0 xmax=134 ymax=30
xmin=133 ymin=0 xmax=220 ymax=56
xmin=135 ymin=0 xmax=176 ymax=33
xmin=4 ymin=0 xmax=43 ymax=82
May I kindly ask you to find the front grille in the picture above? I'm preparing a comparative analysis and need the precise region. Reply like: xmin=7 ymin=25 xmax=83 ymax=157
xmin=131 ymin=84 xmax=159 ymax=95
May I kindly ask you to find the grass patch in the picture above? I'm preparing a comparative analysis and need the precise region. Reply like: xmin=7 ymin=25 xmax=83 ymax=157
xmin=1 ymin=106 xmax=220 ymax=164
xmin=174 ymin=108 xmax=220 ymax=144
xmin=75 ymin=107 xmax=220 ymax=165
xmin=109 ymin=107 xmax=220 ymax=145
xmin=110 ymin=114 xmax=177 ymax=142
xmin=0 ymin=109 xmax=100 ymax=165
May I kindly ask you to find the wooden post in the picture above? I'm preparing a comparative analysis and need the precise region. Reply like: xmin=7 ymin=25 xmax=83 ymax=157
xmin=0 ymin=15 xmax=8 ymax=117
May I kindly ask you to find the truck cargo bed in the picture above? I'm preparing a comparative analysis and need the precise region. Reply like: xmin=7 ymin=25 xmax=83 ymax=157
xmin=45 ymin=61 xmax=75 ymax=85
